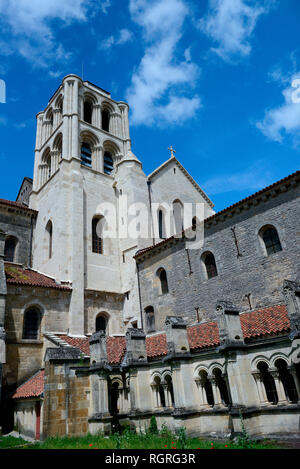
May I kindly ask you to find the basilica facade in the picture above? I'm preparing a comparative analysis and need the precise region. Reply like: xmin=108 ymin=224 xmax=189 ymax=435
xmin=0 ymin=75 xmax=299 ymax=440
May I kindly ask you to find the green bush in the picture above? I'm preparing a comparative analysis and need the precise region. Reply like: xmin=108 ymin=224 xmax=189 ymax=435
xmin=149 ymin=416 xmax=158 ymax=434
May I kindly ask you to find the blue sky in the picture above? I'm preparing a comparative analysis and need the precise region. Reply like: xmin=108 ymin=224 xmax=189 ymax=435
xmin=0 ymin=0 xmax=299 ymax=211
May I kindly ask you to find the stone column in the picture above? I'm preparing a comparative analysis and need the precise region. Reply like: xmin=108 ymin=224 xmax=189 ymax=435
xmin=0 ymin=230 xmax=7 ymax=377
xmin=51 ymin=150 xmax=60 ymax=174
xmin=252 ymin=372 xmax=268 ymax=405
xmin=150 ymin=383 xmax=158 ymax=409
xmin=289 ymin=366 xmax=300 ymax=402
xmin=93 ymin=145 xmax=103 ymax=172
xmin=195 ymin=378 xmax=209 ymax=408
xmin=171 ymin=362 xmax=185 ymax=411
xmin=162 ymin=384 xmax=170 ymax=407
xmin=270 ymin=369 xmax=288 ymax=404
xmin=93 ymin=104 xmax=101 ymax=128
xmin=209 ymin=376 xmax=223 ymax=407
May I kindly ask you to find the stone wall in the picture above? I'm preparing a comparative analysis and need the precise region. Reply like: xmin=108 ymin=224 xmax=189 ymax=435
xmin=42 ymin=349 xmax=90 ymax=439
xmin=0 ymin=205 xmax=34 ymax=266
xmin=3 ymin=285 xmax=70 ymax=386
xmin=138 ymin=183 xmax=300 ymax=329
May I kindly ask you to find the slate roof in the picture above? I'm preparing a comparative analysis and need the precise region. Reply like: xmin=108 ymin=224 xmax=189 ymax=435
xmin=11 ymin=369 xmax=45 ymax=399
xmin=5 ymin=263 xmax=71 ymax=291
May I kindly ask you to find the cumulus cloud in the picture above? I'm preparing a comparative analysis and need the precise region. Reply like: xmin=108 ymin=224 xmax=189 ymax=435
xmin=99 ymin=29 xmax=133 ymax=51
xmin=0 ymin=0 xmax=103 ymax=69
xmin=199 ymin=0 xmax=269 ymax=61
xmin=256 ymin=73 xmax=300 ymax=144
xmin=126 ymin=0 xmax=201 ymax=126
xmin=202 ymin=161 xmax=274 ymax=195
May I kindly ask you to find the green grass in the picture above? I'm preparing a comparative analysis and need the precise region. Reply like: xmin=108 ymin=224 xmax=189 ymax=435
xmin=0 ymin=432 xmax=280 ymax=450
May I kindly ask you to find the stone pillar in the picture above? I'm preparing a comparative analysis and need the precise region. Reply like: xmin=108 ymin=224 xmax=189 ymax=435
xmin=252 ymin=372 xmax=269 ymax=406
xmin=270 ymin=369 xmax=289 ymax=404
xmin=164 ymin=316 xmax=190 ymax=357
xmin=89 ymin=331 xmax=107 ymax=365
xmin=283 ymin=280 xmax=300 ymax=339
xmin=125 ymin=328 xmax=147 ymax=365
xmin=289 ymin=366 xmax=300 ymax=402
xmin=216 ymin=301 xmax=245 ymax=350
xmin=129 ymin=368 xmax=139 ymax=412
xmin=93 ymin=145 xmax=103 ymax=172
xmin=170 ymin=362 xmax=185 ymax=411
xmin=195 ymin=378 xmax=209 ymax=408
xmin=35 ymin=113 xmax=44 ymax=149
xmin=93 ymin=104 xmax=102 ymax=128
xmin=209 ymin=376 xmax=223 ymax=407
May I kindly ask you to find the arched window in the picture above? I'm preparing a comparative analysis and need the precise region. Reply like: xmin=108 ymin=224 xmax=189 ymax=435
xmin=46 ymin=220 xmax=53 ymax=259
xmin=81 ymin=142 xmax=92 ymax=167
xmin=173 ymin=199 xmax=183 ymax=234
xmin=4 ymin=236 xmax=17 ymax=262
xmin=165 ymin=374 xmax=175 ymax=406
xmin=158 ymin=209 xmax=165 ymax=239
xmin=23 ymin=308 xmax=41 ymax=340
xmin=202 ymin=252 xmax=218 ymax=279
xmin=145 ymin=306 xmax=155 ymax=333
xmin=84 ymin=101 xmax=93 ymax=124
xmin=102 ymin=110 xmax=110 ymax=132
xmin=92 ymin=217 xmax=103 ymax=254
xmin=260 ymin=226 xmax=282 ymax=256
xmin=275 ymin=359 xmax=298 ymax=403
xmin=257 ymin=362 xmax=278 ymax=404
xmin=104 ymin=151 xmax=114 ymax=175
xmin=95 ymin=314 xmax=107 ymax=333
xmin=213 ymin=368 xmax=230 ymax=406
xmin=157 ymin=268 xmax=169 ymax=295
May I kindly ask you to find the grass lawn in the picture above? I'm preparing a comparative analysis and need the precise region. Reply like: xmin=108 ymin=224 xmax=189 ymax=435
xmin=0 ymin=432 xmax=280 ymax=450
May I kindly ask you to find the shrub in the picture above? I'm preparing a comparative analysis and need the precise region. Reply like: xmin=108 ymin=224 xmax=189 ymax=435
xmin=149 ymin=416 xmax=158 ymax=434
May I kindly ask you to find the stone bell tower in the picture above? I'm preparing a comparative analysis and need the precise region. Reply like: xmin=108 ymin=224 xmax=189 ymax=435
xmin=29 ymin=74 xmax=145 ymax=337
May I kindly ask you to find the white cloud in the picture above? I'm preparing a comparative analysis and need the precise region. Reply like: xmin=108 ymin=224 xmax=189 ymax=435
xmin=202 ymin=162 xmax=274 ymax=195
xmin=256 ymin=73 xmax=300 ymax=144
xmin=199 ymin=0 xmax=269 ymax=61
xmin=126 ymin=0 xmax=201 ymax=126
xmin=99 ymin=29 xmax=133 ymax=50
xmin=0 ymin=0 xmax=104 ymax=69
xmin=101 ymin=0 xmax=112 ymax=14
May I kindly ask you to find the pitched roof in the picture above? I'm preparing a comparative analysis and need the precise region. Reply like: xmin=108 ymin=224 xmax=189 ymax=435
xmin=187 ymin=322 xmax=220 ymax=350
xmin=135 ymin=169 xmax=300 ymax=260
xmin=146 ymin=333 xmax=168 ymax=358
xmin=240 ymin=304 xmax=290 ymax=340
xmin=5 ymin=264 xmax=71 ymax=291
xmin=0 ymin=198 xmax=37 ymax=215
xmin=107 ymin=336 xmax=127 ymax=364
xmin=148 ymin=156 xmax=214 ymax=208
xmin=12 ymin=369 xmax=45 ymax=399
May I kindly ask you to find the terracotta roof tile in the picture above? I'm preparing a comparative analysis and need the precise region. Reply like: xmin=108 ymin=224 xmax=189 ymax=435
xmin=240 ymin=304 xmax=290 ymax=340
xmin=106 ymin=336 xmax=127 ymax=364
xmin=5 ymin=264 xmax=71 ymax=291
xmin=58 ymin=335 xmax=90 ymax=355
xmin=146 ymin=334 xmax=168 ymax=358
xmin=187 ymin=322 xmax=220 ymax=350
xmin=12 ymin=369 xmax=44 ymax=399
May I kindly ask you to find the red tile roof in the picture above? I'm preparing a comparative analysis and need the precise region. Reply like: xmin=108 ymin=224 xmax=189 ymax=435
xmin=58 ymin=335 xmax=90 ymax=355
xmin=240 ymin=304 xmax=290 ymax=340
xmin=12 ymin=369 xmax=45 ymax=399
xmin=146 ymin=333 xmax=168 ymax=358
xmin=0 ymin=198 xmax=37 ymax=215
xmin=5 ymin=264 xmax=71 ymax=291
xmin=107 ymin=336 xmax=127 ymax=364
xmin=188 ymin=322 xmax=220 ymax=350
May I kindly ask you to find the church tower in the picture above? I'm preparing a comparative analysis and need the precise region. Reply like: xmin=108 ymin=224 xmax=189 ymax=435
xmin=30 ymin=75 xmax=150 ymax=337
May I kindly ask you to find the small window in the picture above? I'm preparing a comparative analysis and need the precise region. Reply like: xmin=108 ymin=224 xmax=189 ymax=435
xmin=4 ymin=237 xmax=17 ymax=262
xmin=81 ymin=142 xmax=92 ymax=167
xmin=84 ymin=101 xmax=93 ymax=124
xmin=104 ymin=151 xmax=113 ymax=175
xmin=23 ymin=309 xmax=40 ymax=340
xmin=102 ymin=110 xmax=110 ymax=132
xmin=262 ymin=227 xmax=282 ymax=256
xmin=92 ymin=217 xmax=103 ymax=254
xmin=46 ymin=220 xmax=53 ymax=259
xmin=158 ymin=210 xmax=165 ymax=239
xmin=145 ymin=306 xmax=155 ymax=333
xmin=202 ymin=252 xmax=218 ymax=279
xmin=157 ymin=268 xmax=169 ymax=294
xmin=95 ymin=314 xmax=107 ymax=333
